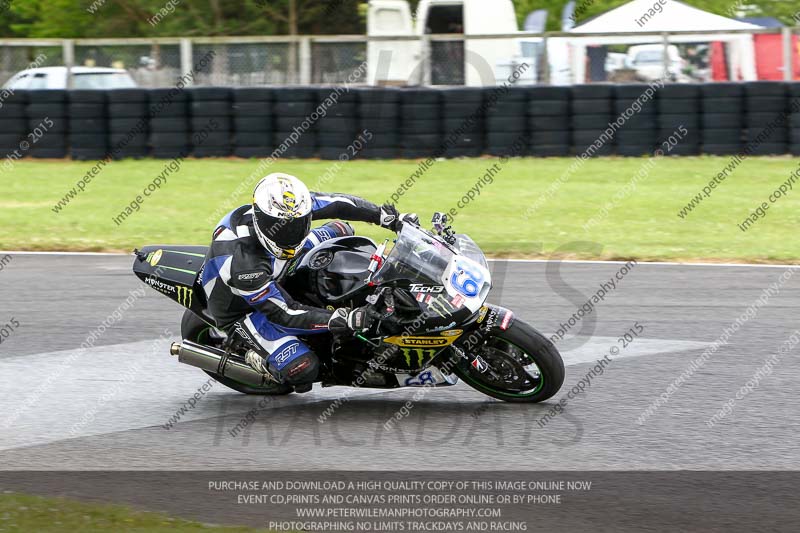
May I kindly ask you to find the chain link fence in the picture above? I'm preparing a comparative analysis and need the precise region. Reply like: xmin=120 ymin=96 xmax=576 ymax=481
xmin=0 ymin=30 xmax=797 ymax=88
xmin=74 ymin=43 xmax=182 ymax=87
xmin=0 ymin=45 xmax=63 ymax=86
xmin=192 ymin=42 xmax=297 ymax=85
xmin=311 ymin=41 xmax=367 ymax=84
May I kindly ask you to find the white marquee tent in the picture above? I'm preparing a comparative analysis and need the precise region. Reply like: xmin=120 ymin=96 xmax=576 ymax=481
xmin=559 ymin=0 xmax=761 ymax=83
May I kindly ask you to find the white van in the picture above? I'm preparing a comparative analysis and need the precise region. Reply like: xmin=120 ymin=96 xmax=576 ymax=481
xmin=367 ymin=0 xmax=534 ymax=86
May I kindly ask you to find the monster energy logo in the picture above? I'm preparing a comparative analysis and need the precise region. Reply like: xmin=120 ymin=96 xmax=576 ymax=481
xmin=176 ymin=286 xmax=193 ymax=307
xmin=400 ymin=347 xmax=437 ymax=368
xmin=427 ymin=294 xmax=453 ymax=318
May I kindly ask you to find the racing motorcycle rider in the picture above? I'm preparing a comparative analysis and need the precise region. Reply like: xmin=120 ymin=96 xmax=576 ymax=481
xmin=201 ymin=172 xmax=417 ymax=392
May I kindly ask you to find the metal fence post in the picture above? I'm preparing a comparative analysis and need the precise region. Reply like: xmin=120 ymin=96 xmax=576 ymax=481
xmin=421 ymin=34 xmax=431 ymax=86
xmin=180 ymin=38 xmax=193 ymax=85
xmin=62 ymin=39 xmax=74 ymax=89
xmin=541 ymin=34 xmax=550 ymax=85
xmin=782 ymin=26 xmax=793 ymax=81
xmin=299 ymin=36 xmax=311 ymax=85
xmin=661 ymin=32 xmax=670 ymax=82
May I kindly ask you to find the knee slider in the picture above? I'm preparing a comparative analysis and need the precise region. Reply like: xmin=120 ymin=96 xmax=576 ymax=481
xmin=281 ymin=353 xmax=319 ymax=385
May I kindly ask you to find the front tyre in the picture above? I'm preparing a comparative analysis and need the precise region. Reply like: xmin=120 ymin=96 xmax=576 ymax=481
xmin=452 ymin=320 xmax=564 ymax=403
xmin=180 ymin=309 xmax=293 ymax=396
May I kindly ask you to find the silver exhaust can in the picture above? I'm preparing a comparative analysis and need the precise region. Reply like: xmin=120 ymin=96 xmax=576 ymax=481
xmin=170 ymin=340 xmax=271 ymax=387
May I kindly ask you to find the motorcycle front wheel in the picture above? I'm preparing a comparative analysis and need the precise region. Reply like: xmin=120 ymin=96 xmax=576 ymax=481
xmin=452 ymin=320 xmax=564 ymax=403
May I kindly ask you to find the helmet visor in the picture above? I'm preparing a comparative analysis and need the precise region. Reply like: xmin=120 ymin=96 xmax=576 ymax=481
xmin=256 ymin=211 xmax=312 ymax=249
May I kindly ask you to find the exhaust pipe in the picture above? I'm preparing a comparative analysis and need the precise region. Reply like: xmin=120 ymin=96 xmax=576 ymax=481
xmin=170 ymin=340 xmax=273 ymax=387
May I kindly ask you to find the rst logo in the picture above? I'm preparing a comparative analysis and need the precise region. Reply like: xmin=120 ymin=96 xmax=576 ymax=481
xmin=274 ymin=343 xmax=299 ymax=365
xmin=409 ymin=284 xmax=444 ymax=293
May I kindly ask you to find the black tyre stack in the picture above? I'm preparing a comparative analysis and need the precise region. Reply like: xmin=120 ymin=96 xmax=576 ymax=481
xmin=316 ymin=87 xmax=359 ymax=160
xmin=700 ymin=83 xmax=743 ymax=156
xmin=485 ymin=86 xmax=528 ymax=157
xmin=790 ymin=83 xmax=800 ymax=156
xmin=272 ymin=87 xmax=317 ymax=158
xmin=400 ymin=88 xmax=441 ymax=159
xmin=744 ymin=82 xmax=788 ymax=156
xmin=657 ymin=84 xmax=700 ymax=155
xmin=189 ymin=87 xmax=232 ymax=157
xmin=356 ymin=87 xmax=401 ymax=159
xmin=614 ymin=84 xmax=659 ymax=157
xmin=27 ymin=90 xmax=68 ymax=158
xmin=526 ymin=86 xmax=569 ymax=157
xmin=68 ymin=90 xmax=108 ymax=161
xmin=107 ymin=89 xmax=149 ymax=159
xmin=148 ymin=88 xmax=190 ymax=159
xmin=232 ymin=88 xmax=273 ymax=159
xmin=441 ymin=87 xmax=484 ymax=158
xmin=0 ymin=90 xmax=28 ymax=161
xmin=571 ymin=84 xmax=614 ymax=157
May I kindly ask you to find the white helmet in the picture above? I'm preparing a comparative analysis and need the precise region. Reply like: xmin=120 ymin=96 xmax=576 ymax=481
xmin=252 ymin=173 xmax=313 ymax=259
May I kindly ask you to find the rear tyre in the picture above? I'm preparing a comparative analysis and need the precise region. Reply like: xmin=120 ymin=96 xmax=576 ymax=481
xmin=452 ymin=320 xmax=564 ymax=403
xmin=180 ymin=309 xmax=293 ymax=396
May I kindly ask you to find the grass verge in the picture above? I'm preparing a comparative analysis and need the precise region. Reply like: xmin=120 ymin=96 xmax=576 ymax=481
xmin=1 ymin=156 xmax=797 ymax=261
xmin=0 ymin=492 xmax=272 ymax=532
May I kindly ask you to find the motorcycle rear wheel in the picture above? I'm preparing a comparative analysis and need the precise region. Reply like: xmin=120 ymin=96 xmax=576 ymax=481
xmin=181 ymin=309 xmax=293 ymax=396
xmin=452 ymin=320 xmax=564 ymax=403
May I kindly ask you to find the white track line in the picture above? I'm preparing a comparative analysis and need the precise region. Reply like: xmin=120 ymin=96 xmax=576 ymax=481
xmin=0 ymin=336 xmax=709 ymax=451
xmin=2 ymin=250 xmax=797 ymax=268
xmin=490 ymin=259 xmax=800 ymax=268
xmin=0 ymin=251 xmax=126 ymax=256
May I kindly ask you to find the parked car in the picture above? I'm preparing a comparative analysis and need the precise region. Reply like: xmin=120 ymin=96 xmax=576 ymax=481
xmin=605 ymin=52 xmax=628 ymax=74
xmin=2 ymin=66 xmax=137 ymax=90
xmin=625 ymin=44 xmax=688 ymax=82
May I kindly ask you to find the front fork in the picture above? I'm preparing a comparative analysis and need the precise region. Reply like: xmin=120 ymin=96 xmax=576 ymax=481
xmin=442 ymin=304 xmax=517 ymax=376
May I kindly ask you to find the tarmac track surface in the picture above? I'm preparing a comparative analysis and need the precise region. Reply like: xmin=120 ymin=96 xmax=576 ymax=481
xmin=1 ymin=253 xmax=798 ymax=472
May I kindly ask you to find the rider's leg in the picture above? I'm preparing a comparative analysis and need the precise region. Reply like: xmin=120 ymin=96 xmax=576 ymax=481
xmin=234 ymin=311 xmax=320 ymax=389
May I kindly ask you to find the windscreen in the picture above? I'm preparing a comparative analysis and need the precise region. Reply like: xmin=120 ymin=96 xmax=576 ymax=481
xmin=453 ymin=234 xmax=488 ymax=271
xmin=372 ymin=224 xmax=454 ymax=286
xmin=72 ymin=72 xmax=137 ymax=89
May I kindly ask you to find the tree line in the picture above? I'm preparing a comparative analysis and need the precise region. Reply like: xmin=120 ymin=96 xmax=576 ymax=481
xmin=0 ymin=0 xmax=795 ymax=38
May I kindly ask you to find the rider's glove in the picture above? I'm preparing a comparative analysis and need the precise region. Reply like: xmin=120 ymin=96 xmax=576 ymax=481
xmin=328 ymin=306 xmax=374 ymax=334
xmin=380 ymin=204 xmax=419 ymax=232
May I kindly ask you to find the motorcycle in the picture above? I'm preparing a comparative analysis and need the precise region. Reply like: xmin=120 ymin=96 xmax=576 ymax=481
xmin=132 ymin=213 xmax=564 ymax=402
